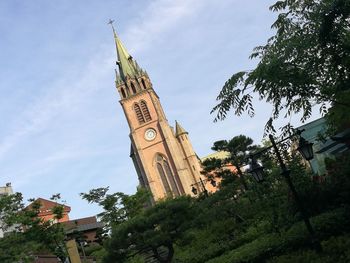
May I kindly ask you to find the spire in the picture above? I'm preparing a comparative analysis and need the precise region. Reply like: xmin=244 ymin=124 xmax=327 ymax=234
xmin=175 ymin=120 xmax=188 ymax=137
xmin=109 ymin=20 xmax=138 ymax=81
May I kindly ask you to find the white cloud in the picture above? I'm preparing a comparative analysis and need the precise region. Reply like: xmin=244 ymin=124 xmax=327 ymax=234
xmin=0 ymin=0 xmax=208 ymax=161
xmin=0 ymin=51 xmax=112 ymax=160
xmin=123 ymin=0 xmax=207 ymax=53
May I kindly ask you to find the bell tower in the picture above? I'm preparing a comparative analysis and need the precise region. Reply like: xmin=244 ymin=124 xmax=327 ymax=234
xmin=111 ymin=25 xmax=203 ymax=201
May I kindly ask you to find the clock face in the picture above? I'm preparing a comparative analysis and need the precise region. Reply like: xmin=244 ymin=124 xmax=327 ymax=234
xmin=145 ymin=128 xmax=157 ymax=141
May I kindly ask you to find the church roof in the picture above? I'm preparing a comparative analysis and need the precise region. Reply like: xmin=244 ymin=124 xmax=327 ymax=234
xmin=201 ymin=151 xmax=230 ymax=162
xmin=62 ymin=216 xmax=104 ymax=233
xmin=175 ymin=121 xmax=188 ymax=137
xmin=111 ymin=24 xmax=141 ymax=82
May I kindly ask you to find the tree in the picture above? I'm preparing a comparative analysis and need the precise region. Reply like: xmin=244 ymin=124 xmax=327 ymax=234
xmin=0 ymin=193 xmax=67 ymax=262
xmin=202 ymin=135 xmax=259 ymax=191
xmin=80 ymin=187 xmax=150 ymax=231
xmin=212 ymin=0 xmax=350 ymax=134
xmin=104 ymin=196 xmax=194 ymax=263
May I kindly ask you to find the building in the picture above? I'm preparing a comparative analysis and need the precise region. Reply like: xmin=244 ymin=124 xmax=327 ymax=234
xmin=26 ymin=199 xmax=102 ymax=263
xmin=297 ymin=117 xmax=350 ymax=176
xmin=0 ymin=183 xmax=16 ymax=238
xmin=111 ymin=25 xmax=204 ymax=201
xmin=26 ymin=198 xmax=71 ymax=223
xmin=63 ymin=216 xmax=104 ymax=245
xmin=0 ymin=183 xmax=13 ymax=196
xmin=25 ymin=199 xmax=104 ymax=243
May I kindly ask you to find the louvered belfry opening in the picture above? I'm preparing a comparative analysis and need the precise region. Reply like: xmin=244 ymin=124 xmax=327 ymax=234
xmin=140 ymin=101 xmax=152 ymax=122
xmin=134 ymin=101 xmax=152 ymax=125
xmin=134 ymin=103 xmax=145 ymax=124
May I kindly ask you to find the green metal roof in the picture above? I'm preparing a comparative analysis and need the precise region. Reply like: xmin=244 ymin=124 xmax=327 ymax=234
xmin=112 ymin=26 xmax=138 ymax=81
xmin=201 ymin=151 xmax=230 ymax=162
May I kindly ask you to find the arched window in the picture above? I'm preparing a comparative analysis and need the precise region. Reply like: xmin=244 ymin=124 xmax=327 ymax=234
xmin=121 ymin=88 xmax=126 ymax=98
xmin=141 ymin=79 xmax=147 ymax=89
xmin=134 ymin=103 xmax=145 ymax=124
xmin=140 ymin=101 xmax=152 ymax=122
xmin=130 ymin=82 xmax=137 ymax=94
xmin=157 ymin=163 xmax=172 ymax=196
xmin=156 ymin=154 xmax=179 ymax=196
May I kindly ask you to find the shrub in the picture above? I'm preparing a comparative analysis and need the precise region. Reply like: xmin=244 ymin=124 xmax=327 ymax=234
xmin=267 ymin=234 xmax=350 ymax=263
xmin=205 ymin=208 xmax=349 ymax=263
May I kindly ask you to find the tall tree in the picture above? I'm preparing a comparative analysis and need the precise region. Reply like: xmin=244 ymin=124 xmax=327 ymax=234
xmin=202 ymin=135 xmax=259 ymax=191
xmin=212 ymin=0 xmax=350 ymax=134
xmin=104 ymin=196 xmax=194 ymax=263
xmin=80 ymin=187 xmax=150 ymax=230
xmin=0 ymin=193 xmax=67 ymax=262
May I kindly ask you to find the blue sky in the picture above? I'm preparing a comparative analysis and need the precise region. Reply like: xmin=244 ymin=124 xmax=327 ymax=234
xmin=0 ymin=0 xmax=318 ymax=219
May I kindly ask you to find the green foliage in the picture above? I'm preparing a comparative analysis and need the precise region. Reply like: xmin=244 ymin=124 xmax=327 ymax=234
xmin=212 ymin=0 xmax=350 ymax=134
xmin=174 ymin=218 xmax=238 ymax=263
xmin=201 ymin=135 xmax=259 ymax=192
xmin=268 ymin=234 xmax=350 ymax=263
xmin=211 ymin=135 xmax=259 ymax=165
xmin=104 ymin=196 xmax=193 ymax=263
xmin=0 ymin=193 xmax=67 ymax=262
xmin=87 ymin=147 xmax=350 ymax=263
xmin=80 ymin=187 xmax=150 ymax=229
xmin=206 ymin=207 xmax=350 ymax=263
xmin=85 ymin=244 xmax=107 ymax=263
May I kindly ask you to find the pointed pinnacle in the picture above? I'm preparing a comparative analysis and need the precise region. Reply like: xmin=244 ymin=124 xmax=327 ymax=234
xmin=175 ymin=120 xmax=188 ymax=137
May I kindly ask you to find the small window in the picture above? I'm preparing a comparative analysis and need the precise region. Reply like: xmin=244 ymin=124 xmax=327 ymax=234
xmin=121 ymin=88 xmax=126 ymax=98
xmin=141 ymin=79 xmax=147 ymax=89
xmin=157 ymin=155 xmax=163 ymax=162
xmin=131 ymin=82 xmax=137 ymax=94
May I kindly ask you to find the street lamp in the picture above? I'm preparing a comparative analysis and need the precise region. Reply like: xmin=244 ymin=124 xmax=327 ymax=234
xmin=297 ymin=136 xmax=314 ymax=161
xmin=191 ymin=186 xmax=198 ymax=195
xmin=191 ymin=177 xmax=210 ymax=197
xmin=269 ymin=134 xmax=321 ymax=251
xmin=247 ymin=133 xmax=315 ymax=182
xmin=248 ymin=158 xmax=264 ymax=183
xmin=245 ymin=132 xmax=321 ymax=251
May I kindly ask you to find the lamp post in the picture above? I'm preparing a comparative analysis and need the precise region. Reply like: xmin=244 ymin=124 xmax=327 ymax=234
xmin=79 ymin=240 xmax=87 ymax=263
xmin=268 ymin=134 xmax=322 ymax=252
xmin=248 ymin=131 xmax=321 ymax=252
xmin=191 ymin=177 xmax=217 ymax=197
xmin=297 ymin=136 xmax=314 ymax=161
xmin=248 ymin=158 xmax=264 ymax=183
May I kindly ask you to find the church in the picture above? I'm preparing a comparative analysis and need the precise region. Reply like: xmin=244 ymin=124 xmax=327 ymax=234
xmin=111 ymin=26 xmax=204 ymax=201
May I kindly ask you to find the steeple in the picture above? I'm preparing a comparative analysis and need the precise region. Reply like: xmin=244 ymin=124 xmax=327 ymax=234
xmin=110 ymin=22 xmax=205 ymax=200
xmin=175 ymin=121 xmax=188 ymax=137
xmin=110 ymin=22 xmax=139 ymax=81
xmin=109 ymin=20 xmax=152 ymax=100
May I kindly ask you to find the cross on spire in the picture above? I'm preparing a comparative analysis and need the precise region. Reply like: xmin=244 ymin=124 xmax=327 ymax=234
xmin=108 ymin=19 xmax=116 ymax=34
